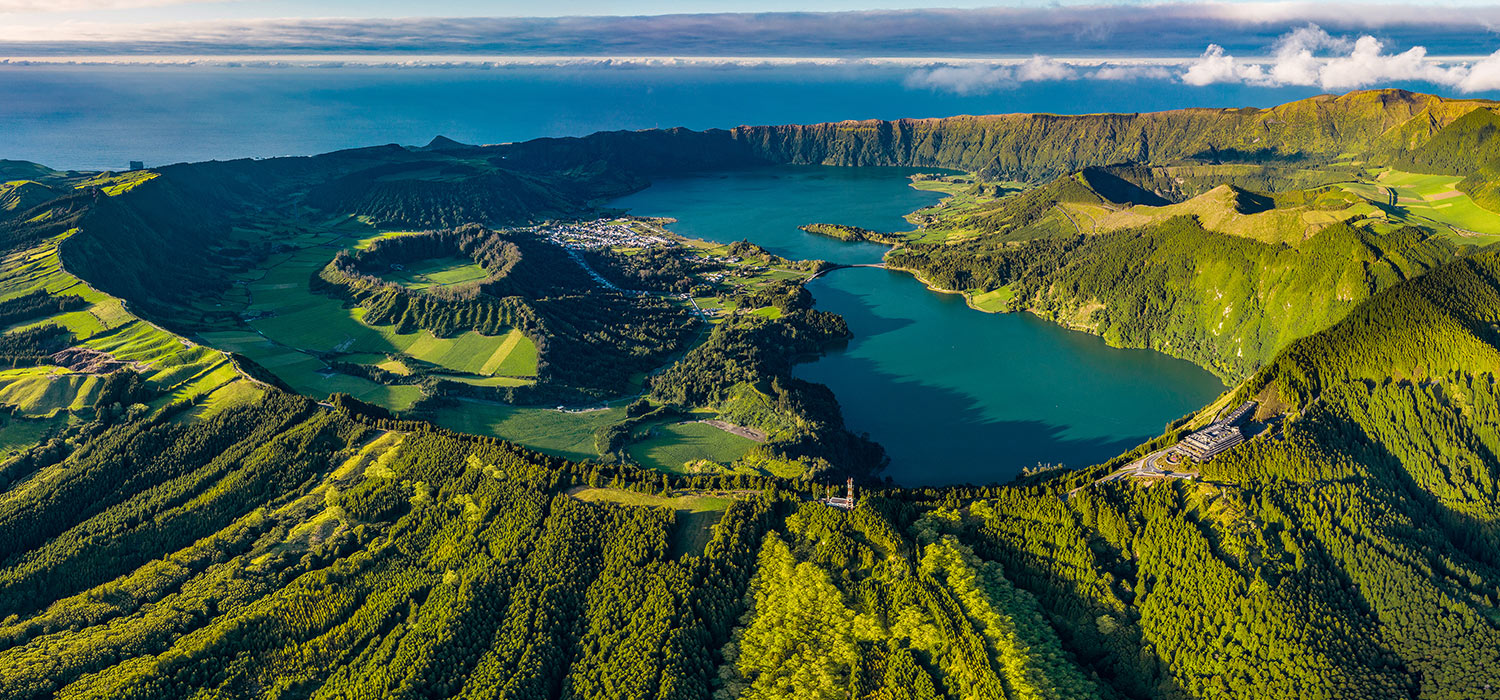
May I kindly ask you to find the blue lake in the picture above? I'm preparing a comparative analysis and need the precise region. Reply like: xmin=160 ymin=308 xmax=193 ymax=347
xmin=614 ymin=166 xmax=1226 ymax=486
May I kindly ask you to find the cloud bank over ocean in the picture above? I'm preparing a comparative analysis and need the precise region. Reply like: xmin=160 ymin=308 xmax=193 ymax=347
xmin=900 ymin=24 xmax=1500 ymax=95
xmin=8 ymin=4 xmax=1500 ymax=58
xmin=8 ymin=5 xmax=1500 ymax=97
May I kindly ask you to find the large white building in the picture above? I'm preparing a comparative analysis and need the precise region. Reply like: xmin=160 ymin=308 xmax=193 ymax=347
xmin=1177 ymin=400 xmax=1257 ymax=461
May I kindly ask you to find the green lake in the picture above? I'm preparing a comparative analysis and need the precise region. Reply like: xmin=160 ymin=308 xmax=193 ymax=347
xmin=613 ymin=166 xmax=1227 ymax=486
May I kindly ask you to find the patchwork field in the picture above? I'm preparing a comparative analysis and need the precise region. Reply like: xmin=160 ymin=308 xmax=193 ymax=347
xmin=189 ymin=233 xmax=540 ymax=411
xmin=626 ymin=420 xmax=758 ymax=473
xmin=1338 ymin=169 xmax=1500 ymax=242
xmin=243 ymin=250 xmax=537 ymax=377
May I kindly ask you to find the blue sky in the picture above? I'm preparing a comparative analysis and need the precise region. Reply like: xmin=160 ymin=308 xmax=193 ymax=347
xmin=10 ymin=1 xmax=1500 ymax=97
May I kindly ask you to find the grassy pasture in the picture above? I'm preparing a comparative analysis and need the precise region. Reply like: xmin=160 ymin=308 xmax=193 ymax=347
xmin=571 ymin=487 xmax=734 ymax=513
xmin=74 ymin=170 xmax=158 ymax=196
xmin=433 ymin=374 xmax=534 ymax=388
xmin=1338 ymin=169 xmax=1500 ymax=241
xmin=432 ymin=400 xmax=625 ymax=462
xmin=970 ymin=286 xmax=1013 ymax=312
xmin=379 ymin=257 xmax=489 ymax=290
xmin=0 ymin=413 xmax=66 ymax=456
xmin=626 ymin=421 xmax=757 ymax=474
xmin=241 ymin=249 xmax=537 ymax=379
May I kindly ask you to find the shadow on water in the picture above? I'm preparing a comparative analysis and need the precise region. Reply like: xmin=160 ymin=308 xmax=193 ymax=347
xmin=798 ymin=310 xmax=1154 ymax=488
xmin=797 ymin=267 xmax=1225 ymax=487
xmin=612 ymin=166 xmax=1226 ymax=487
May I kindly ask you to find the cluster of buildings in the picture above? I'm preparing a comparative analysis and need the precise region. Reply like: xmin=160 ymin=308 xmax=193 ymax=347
xmin=541 ymin=220 xmax=674 ymax=250
xmin=1177 ymin=400 xmax=1257 ymax=462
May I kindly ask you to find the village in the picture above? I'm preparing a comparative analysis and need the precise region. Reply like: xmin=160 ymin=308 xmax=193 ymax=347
xmin=538 ymin=218 xmax=676 ymax=250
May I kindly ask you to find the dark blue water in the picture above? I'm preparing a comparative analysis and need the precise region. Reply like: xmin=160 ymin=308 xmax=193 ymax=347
xmin=612 ymin=165 xmax=946 ymax=264
xmin=613 ymin=167 xmax=1226 ymax=486
xmin=1 ymin=63 xmax=1478 ymax=171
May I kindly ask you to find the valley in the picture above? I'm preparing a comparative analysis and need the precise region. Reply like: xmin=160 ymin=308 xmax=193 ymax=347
xmin=1 ymin=88 xmax=1499 ymax=699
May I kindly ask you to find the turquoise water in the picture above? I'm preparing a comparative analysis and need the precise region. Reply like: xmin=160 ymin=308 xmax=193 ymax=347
xmin=615 ymin=166 xmax=1226 ymax=486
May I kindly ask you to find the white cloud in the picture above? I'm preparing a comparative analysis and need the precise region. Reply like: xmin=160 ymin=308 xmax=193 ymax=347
xmin=1267 ymin=24 xmax=1350 ymax=85
xmin=1179 ymin=24 xmax=1498 ymax=92
xmin=0 ymin=0 xmax=198 ymax=11
xmin=1086 ymin=65 xmax=1173 ymax=81
xmin=1458 ymin=49 xmax=1500 ymax=92
xmin=1014 ymin=55 xmax=1076 ymax=82
xmin=903 ymin=64 xmax=1016 ymax=95
xmin=1182 ymin=45 xmax=1269 ymax=86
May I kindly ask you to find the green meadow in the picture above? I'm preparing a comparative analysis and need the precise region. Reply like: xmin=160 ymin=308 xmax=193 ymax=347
xmin=969 ymin=285 xmax=1013 ymax=312
xmin=626 ymin=420 xmax=758 ymax=473
xmin=1339 ymin=168 xmax=1500 ymax=242
xmin=379 ymin=257 xmax=490 ymax=290
xmin=432 ymin=400 xmax=626 ymax=462
xmin=201 ymin=237 xmax=538 ymax=410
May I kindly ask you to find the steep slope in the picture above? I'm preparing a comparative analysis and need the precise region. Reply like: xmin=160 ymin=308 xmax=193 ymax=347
xmin=303 ymin=161 xmax=597 ymax=228
xmin=0 ymin=181 xmax=61 ymax=219
xmin=1077 ymin=183 xmax=1364 ymax=245
xmin=729 ymin=89 xmax=1498 ymax=181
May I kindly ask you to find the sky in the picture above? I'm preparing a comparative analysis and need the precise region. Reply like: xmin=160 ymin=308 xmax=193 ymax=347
xmin=12 ymin=2 xmax=1500 ymax=95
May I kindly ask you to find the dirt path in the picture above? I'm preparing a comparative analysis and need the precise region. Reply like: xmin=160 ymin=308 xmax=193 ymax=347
xmin=701 ymin=419 xmax=767 ymax=442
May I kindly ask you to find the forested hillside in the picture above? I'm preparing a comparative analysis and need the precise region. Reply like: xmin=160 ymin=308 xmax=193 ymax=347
xmin=1 ymin=251 xmax=1497 ymax=698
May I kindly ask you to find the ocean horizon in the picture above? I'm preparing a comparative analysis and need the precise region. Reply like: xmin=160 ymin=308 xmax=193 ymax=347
xmin=6 ymin=63 xmax=1494 ymax=171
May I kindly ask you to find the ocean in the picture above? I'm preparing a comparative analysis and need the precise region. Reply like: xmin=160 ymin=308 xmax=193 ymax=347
xmin=1 ymin=63 xmax=1481 ymax=171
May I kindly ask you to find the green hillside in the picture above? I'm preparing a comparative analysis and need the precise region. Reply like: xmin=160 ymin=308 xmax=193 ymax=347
xmin=0 ymin=247 xmax=1497 ymax=696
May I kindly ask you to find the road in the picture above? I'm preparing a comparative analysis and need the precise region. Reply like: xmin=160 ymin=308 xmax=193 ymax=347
xmin=1067 ymin=446 xmax=1198 ymax=499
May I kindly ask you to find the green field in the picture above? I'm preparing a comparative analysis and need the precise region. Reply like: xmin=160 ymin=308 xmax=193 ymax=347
xmin=243 ymin=251 xmax=537 ymax=377
xmin=626 ymin=421 xmax=757 ymax=473
xmin=0 ymin=413 xmax=66 ymax=456
xmin=0 ymin=234 xmax=251 ymax=417
xmin=193 ymin=240 xmax=539 ymax=411
xmin=379 ymin=257 xmax=490 ymax=290
xmin=969 ymin=285 xmax=1013 ymax=312
xmin=432 ymin=400 xmax=625 ymax=462
xmin=1339 ymin=169 xmax=1500 ymax=242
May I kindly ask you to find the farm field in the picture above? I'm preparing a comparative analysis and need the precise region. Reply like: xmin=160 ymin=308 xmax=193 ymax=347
xmin=243 ymin=250 xmax=536 ymax=376
xmin=0 ymin=413 xmax=66 ymax=456
xmin=626 ymin=420 xmax=758 ymax=473
xmin=198 ymin=234 xmax=538 ymax=411
xmin=969 ymin=285 xmax=1013 ymax=312
xmin=1338 ymin=169 xmax=1500 ymax=241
